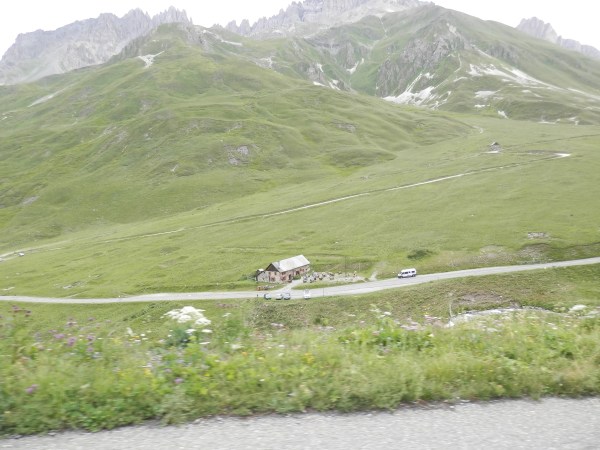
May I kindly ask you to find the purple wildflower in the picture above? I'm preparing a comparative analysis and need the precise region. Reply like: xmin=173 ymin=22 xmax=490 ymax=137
xmin=66 ymin=337 xmax=76 ymax=347
xmin=174 ymin=377 xmax=183 ymax=385
xmin=25 ymin=384 xmax=38 ymax=394
xmin=54 ymin=333 xmax=66 ymax=340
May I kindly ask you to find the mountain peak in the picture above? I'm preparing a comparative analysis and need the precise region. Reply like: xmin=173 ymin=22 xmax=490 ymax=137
xmin=0 ymin=7 xmax=192 ymax=85
xmin=225 ymin=0 xmax=426 ymax=37
xmin=517 ymin=17 xmax=559 ymax=44
xmin=517 ymin=17 xmax=600 ymax=60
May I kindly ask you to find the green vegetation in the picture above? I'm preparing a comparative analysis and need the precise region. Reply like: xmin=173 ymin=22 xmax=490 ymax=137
xmin=2 ymin=117 xmax=599 ymax=296
xmin=1 ymin=24 xmax=600 ymax=297
xmin=0 ymin=16 xmax=599 ymax=436
xmin=1 ymin=265 xmax=599 ymax=435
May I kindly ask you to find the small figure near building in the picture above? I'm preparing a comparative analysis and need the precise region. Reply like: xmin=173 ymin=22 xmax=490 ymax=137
xmin=256 ymin=255 xmax=311 ymax=283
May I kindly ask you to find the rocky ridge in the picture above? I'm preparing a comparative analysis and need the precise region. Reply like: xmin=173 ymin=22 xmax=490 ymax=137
xmin=0 ymin=7 xmax=191 ymax=85
xmin=517 ymin=17 xmax=600 ymax=60
xmin=225 ymin=0 xmax=425 ymax=37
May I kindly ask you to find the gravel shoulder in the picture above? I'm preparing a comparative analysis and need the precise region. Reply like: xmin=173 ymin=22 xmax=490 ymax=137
xmin=2 ymin=397 xmax=598 ymax=449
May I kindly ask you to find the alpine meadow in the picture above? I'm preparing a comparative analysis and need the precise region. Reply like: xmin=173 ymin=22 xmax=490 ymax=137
xmin=1 ymin=1 xmax=599 ymax=436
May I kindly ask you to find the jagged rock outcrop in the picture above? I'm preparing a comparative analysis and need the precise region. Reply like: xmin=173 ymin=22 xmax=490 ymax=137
xmin=225 ymin=0 xmax=425 ymax=37
xmin=0 ymin=7 xmax=192 ymax=85
xmin=517 ymin=17 xmax=600 ymax=60
xmin=376 ymin=18 xmax=467 ymax=99
xmin=517 ymin=17 xmax=558 ymax=43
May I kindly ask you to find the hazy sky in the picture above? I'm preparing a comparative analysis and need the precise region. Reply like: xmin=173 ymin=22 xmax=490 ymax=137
xmin=1 ymin=1 xmax=598 ymax=59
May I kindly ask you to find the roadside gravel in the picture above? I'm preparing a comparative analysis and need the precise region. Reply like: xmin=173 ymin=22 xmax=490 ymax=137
xmin=2 ymin=397 xmax=598 ymax=450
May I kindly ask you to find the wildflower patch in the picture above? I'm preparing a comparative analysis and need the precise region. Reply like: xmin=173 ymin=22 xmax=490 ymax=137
xmin=163 ymin=306 xmax=212 ymax=327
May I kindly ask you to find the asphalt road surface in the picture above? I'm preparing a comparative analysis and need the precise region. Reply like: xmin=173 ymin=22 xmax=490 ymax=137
xmin=2 ymin=397 xmax=598 ymax=449
xmin=1 ymin=257 xmax=599 ymax=304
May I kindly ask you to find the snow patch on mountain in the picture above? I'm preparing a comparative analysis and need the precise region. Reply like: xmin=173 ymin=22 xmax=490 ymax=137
xmin=383 ymin=71 xmax=453 ymax=108
xmin=468 ymin=63 xmax=559 ymax=90
xmin=385 ymin=86 xmax=435 ymax=105
xmin=202 ymin=30 xmax=243 ymax=47
xmin=348 ymin=58 xmax=364 ymax=74
xmin=28 ymin=89 xmax=65 ymax=107
xmin=567 ymin=88 xmax=600 ymax=102
xmin=383 ymin=72 xmax=437 ymax=105
xmin=257 ymin=56 xmax=275 ymax=69
xmin=475 ymin=90 xmax=496 ymax=99
xmin=138 ymin=51 xmax=164 ymax=68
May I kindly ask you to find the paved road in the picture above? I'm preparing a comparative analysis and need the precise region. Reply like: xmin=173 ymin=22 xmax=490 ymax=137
xmin=2 ymin=397 xmax=598 ymax=449
xmin=1 ymin=257 xmax=599 ymax=304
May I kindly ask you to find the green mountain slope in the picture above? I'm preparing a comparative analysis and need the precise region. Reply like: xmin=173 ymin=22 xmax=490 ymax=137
xmin=1 ymin=22 xmax=599 ymax=297
xmin=215 ymin=5 xmax=600 ymax=124
xmin=0 ymin=24 xmax=470 ymax=243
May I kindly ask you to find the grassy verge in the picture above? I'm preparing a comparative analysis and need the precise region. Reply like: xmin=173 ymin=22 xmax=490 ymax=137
xmin=1 ymin=265 xmax=599 ymax=436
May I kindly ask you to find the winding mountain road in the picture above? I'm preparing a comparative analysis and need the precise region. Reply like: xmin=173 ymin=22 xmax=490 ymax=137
xmin=1 ymin=257 xmax=599 ymax=304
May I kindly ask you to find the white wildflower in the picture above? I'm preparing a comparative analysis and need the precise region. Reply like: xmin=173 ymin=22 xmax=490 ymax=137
xmin=201 ymin=329 xmax=213 ymax=334
xmin=569 ymin=304 xmax=587 ymax=312
xmin=164 ymin=306 xmax=212 ymax=326
xmin=177 ymin=314 xmax=192 ymax=323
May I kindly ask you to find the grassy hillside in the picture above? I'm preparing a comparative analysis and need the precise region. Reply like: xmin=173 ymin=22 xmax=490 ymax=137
xmin=0 ymin=25 xmax=470 ymax=240
xmin=1 ymin=115 xmax=599 ymax=297
xmin=1 ymin=24 xmax=599 ymax=297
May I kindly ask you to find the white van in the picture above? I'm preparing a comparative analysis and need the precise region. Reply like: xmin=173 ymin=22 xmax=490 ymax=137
xmin=398 ymin=268 xmax=417 ymax=278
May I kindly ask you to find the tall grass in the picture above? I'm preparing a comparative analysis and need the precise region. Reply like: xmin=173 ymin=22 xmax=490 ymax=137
xmin=1 ymin=302 xmax=598 ymax=436
xmin=1 ymin=265 xmax=599 ymax=435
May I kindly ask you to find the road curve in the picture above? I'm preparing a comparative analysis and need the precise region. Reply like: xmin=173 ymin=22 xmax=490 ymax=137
xmin=1 ymin=257 xmax=599 ymax=304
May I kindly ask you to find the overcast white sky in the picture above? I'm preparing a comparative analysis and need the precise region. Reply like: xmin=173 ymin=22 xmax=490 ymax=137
xmin=1 ymin=1 xmax=598 ymax=59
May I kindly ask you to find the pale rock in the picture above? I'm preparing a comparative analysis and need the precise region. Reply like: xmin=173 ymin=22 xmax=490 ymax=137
xmin=517 ymin=17 xmax=600 ymax=60
xmin=0 ymin=7 xmax=192 ymax=85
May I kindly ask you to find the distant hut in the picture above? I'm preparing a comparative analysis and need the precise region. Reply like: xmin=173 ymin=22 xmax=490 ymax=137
xmin=489 ymin=141 xmax=502 ymax=152
xmin=256 ymin=255 xmax=311 ymax=283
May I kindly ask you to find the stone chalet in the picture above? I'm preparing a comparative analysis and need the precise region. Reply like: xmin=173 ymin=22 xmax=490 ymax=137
xmin=256 ymin=255 xmax=311 ymax=283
